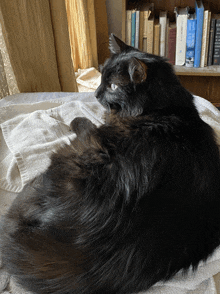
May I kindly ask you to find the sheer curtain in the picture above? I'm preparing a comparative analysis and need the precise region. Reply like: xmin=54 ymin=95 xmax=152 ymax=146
xmin=0 ymin=0 xmax=79 ymax=97
xmin=0 ymin=22 xmax=19 ymax=98
xmin=66 ymin=0 xmax=98 ymax=70
xmin=65 ymin=0 xmax=109 ymax=71
xmin=0 ymin=0 xmax=109 ymax=99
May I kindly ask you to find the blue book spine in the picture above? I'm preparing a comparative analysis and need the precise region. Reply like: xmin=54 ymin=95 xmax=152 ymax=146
xmin=131 ymin=11 xmax=136 ymax=47
xmin=186 ymin=17 xmax=197 ymax=67
xmin=194 ymin=1 xmax=204 ymax=68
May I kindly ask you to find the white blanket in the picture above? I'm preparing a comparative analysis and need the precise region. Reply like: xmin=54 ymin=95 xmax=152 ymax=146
xmin=0 ymin=93 xmax=220 ymax=294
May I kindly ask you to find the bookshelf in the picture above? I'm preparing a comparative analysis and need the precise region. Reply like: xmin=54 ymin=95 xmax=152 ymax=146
xmin=121 ymin=0 xmax=220 ymax=104
xmin=174 ymin=65 xmax=220 ymax=75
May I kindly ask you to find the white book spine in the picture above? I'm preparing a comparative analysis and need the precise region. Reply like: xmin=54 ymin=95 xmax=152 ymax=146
xmin=159 ymin=13 xmax=167 ymax=57
xmin=200 ymin=10 xmax=209 ymax=67
xmin=175 ymin=14 xmax=188 ymax=65
xmin=204 ymin=12 xmax=211 ymax=67
xmin=135 ymin=11 xmax=140 ymax=49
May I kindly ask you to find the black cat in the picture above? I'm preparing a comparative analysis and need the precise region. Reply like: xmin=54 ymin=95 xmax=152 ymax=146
xmin=1 ymin=34 xmax=220 ymax=294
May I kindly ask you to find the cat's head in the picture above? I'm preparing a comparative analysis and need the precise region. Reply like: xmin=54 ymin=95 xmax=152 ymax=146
xmin=95 ymin=34 xmax=182 ymax=117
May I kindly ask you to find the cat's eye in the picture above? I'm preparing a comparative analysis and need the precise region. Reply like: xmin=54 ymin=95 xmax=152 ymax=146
xmin=110 ymin=83 xmax=118 ymax=91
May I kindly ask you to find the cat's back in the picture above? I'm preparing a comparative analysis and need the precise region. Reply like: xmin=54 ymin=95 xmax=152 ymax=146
xmin=102 ymin=107 xmax=219 ymax=168
xmin=100 ymin=107 xmax=220 ymax=230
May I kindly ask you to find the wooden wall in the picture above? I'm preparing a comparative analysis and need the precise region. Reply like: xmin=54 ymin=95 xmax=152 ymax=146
xmin=179 ymin=76 xmax=220 ymax=104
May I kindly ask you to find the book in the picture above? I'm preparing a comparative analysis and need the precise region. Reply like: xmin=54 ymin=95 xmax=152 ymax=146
xmin=167 ymin=22 xmax=176 ymax=65
xmin=207 ymin=18 xmax=216 ymax=66
xmin=143 ymin=38 xmax=147 ymax=52
xmin=194 ymin=1 xmax=204 ymax=68
xmin=139 ymin=11 xmax=144 ymax=51
xmin=186 ymin=13 xmax=196 ymax=67
xmin=165 ymin=18 xmax=170 ymax=58
xmin=135 ymin=11 xmax=140 ymax=49
xmin=131 ymin=10 xmax=136 ymax=47
xmin=203 ymin=2 xmax=212 ymax=67
xmin=153 ymin=19 xmax=160 ymax=56
xmin=143 ymin=3 xmax=154 ymax=52
xmin=147 ymin=14 xmax=154 ymax=53
xmin=213 ymin=18 xmax=220 ymax=65
xmin=204 ymin=12 xmax=211 ymax=67
xmin=200 ymin=10 xmax=211 ymax=67
xmin=126 ymin=10 xmax=132 ymax=46
xmin=174 ymin=7 xmax=189 ymax=66
xmin=159 ymin=10 xmax=168 ymax=57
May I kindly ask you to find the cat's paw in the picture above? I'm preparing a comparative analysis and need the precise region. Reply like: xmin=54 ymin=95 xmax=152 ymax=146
xmin=70 ymin=117 xmax=96 ymax=136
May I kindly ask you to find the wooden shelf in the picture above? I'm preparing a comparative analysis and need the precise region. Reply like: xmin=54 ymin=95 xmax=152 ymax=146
xmin=174 ymin=65 xmax=220 ymax=76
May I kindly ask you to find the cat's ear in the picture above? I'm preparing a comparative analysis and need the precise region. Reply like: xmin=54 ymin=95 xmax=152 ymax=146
xmin=128 ymin=58 xmax=147 ymax=84
xmin=109 ymin=33 xmax=130 ymax=54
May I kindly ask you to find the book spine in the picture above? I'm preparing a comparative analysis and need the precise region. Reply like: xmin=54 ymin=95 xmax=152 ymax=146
xmin=213 ymin=19 xmax=220 ymax=65
xmin=153 ymin=24 xmax=160 ymax=56
xmin=194 ymin=4 xmax=204 ymax=68
xmin=186 ymin=18 xmax=196 ymax=67
xmin=135 ymin=11 xmax=140 ymax=49
xmin=165 ymin=19 xmax=169 ymax=57
xmin=143 ymin=38 xmax=147 ymax=52
xmin=143 ymin=11 xmax=149 ymax=38
xmin=131 ymin=11 xmax=136 ymax=47
xmin=126 ymin=11 xmax=132 ymax=46
xmin=139 ymin=11 xmax=144 ymax=51
xmin=143 ymin=10 xmax=151 ymax=52
xmin=167 ymin=26 xmax=176 ymax=65
xmin=207 ymin=19 xmax=216 ymax=66
xmin=200 ymin=10 xmax=209 ymax=67
xmin=204 ymin=12 xmax=211 ymax=67
xmin=175 ymin=14 xmax=188 ymax=65
xmin=147 ymin=18 xmax=154 ymax=53
xmin=159 ymin=14 xmax=167 ymax=57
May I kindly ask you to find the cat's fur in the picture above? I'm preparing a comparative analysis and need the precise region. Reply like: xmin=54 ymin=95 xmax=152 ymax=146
xmin=1 ymin=34 xmax=220 ymax=294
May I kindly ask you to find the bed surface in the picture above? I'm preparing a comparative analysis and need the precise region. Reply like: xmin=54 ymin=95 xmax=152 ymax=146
xmin=0 ymin=92 xmax=220 ymax=294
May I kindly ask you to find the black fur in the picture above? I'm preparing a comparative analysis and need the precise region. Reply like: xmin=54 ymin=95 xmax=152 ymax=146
xmin=1 ymin=34 xmax=220 ymax=294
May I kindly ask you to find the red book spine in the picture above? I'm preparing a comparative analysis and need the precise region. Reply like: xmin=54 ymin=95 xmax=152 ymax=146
xmin=167 ymin=27 xmax=176 ymax=65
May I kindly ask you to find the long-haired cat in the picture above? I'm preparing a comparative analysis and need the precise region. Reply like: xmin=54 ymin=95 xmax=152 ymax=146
xmin=1 ymin=34 xmax=220 ymax=294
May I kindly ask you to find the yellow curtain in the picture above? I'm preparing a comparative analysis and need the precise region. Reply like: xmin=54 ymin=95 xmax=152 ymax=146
xmin=65 ymin=0 xmax=109 ymax=71
xmin=0 ymin=0 xmax=78 ymax=93
xmin=94 ymin=0 xmax=110 ymax=65
xmin=66 ymin=0 xmax=98 ymax=70
xmin=0 ymin=0 xmax=109 ymax=95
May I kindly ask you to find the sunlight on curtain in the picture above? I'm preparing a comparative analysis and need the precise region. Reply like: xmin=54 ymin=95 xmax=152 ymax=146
xmin=0 ymin=22 xmax=19 ymax=98
xmin=65 ymin=0 xmax=99 ymax=71
xmin=0 ymin=0 xmax=109 ymax=97
xmin=0 ymin=0 xmax=78 ymax=96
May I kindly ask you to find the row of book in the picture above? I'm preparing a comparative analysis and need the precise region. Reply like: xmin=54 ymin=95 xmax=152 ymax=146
xmin=125 ymin=1 xmax=220 ymax=68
